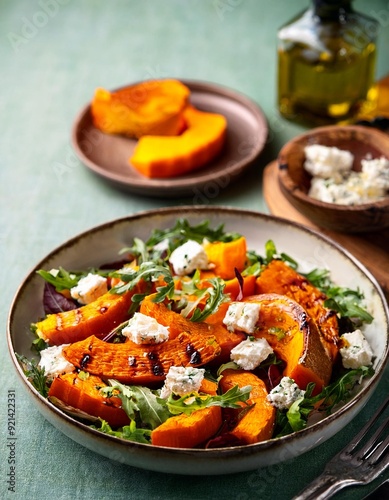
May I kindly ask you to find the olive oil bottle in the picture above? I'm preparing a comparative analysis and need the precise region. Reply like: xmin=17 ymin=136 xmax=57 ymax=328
xmin=277 ymin=0 xmax=378 ymax=125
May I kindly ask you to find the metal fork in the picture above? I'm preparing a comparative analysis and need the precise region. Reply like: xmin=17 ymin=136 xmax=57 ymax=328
xmin=294 ymin=395 xmax=389 ymax=500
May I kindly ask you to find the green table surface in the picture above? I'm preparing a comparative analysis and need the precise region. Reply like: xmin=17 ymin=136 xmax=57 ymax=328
xmin=1 ymin=1 xmax=388 ymax=498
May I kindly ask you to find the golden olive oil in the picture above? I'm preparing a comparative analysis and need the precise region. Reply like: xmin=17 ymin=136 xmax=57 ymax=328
xmin=277 ymin=2 xmax=378 ymax=125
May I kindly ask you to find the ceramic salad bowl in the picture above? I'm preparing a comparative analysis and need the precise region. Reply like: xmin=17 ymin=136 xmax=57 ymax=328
xmin=7 ymin=206 xmax=389 ymax=475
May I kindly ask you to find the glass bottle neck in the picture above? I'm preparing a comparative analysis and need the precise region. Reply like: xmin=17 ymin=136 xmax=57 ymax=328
xmin=312 ymin=0 xmax=353 ymax=19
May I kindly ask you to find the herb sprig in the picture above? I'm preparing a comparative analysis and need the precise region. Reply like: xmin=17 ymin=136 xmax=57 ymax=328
xmin=146 ymin=218 xmax=241 ymax=248
xmin=16 ymin=354 xmax=49 ymax=397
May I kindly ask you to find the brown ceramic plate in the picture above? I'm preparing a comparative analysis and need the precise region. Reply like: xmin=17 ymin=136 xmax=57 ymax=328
xmin=71 ymin=80 xmax=268 ymax=198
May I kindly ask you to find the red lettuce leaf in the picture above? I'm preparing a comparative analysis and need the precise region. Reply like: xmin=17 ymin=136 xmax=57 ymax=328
xmin=43 ymin=282 xmax=77 ymax=314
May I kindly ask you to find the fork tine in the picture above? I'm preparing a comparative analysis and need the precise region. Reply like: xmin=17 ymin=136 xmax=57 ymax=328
xmin=294 ymin=396 xmax=389 ymax=499
xmin=341 ymin=395 xmax=389 ymax=459
xmin=352 ymin=418 xmax=389 ymax=463
xmin=367 ymin=431 xmax=389 ymax=465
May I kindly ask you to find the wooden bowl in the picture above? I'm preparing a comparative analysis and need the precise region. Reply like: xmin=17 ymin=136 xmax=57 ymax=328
xmin=277 ymin=125 xmax=389 ymax=233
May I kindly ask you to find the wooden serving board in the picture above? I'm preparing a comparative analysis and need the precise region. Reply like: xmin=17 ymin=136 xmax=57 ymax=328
xmin=263 ymin=161 xmax=389 ymax=301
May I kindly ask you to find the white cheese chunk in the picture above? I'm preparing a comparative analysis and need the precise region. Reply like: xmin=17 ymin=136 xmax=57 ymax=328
xmin=223 ymin=302 xmax=261 ymax=334
xmin=267 ymin=377 xmax=305 ymax=410
xmin=70 ymin=273 xmax=108 ymax=305
xmin=304 ymin=144 xmax=354 ymax=179
xmin=122 ymin=312 xmax=170 ymax=344
xmin=38 ymin=344 xmax=74 ymax=379
xmin=339 ymin=329 xmax=373 ymax=369
xmin=169 ymin=240 xmax=209 ymax=276
xmin=306 ymin=148 xmax=389 ymax=205
xmin=361 ymin=156 xmax=389 ymax=190
xmin=160 ymin=366 xmax=205 ymax=399
xmin=309 ymin=176 xmax=367 ymax=205
xmin=230 ymin=337 xmax=273 ymax=370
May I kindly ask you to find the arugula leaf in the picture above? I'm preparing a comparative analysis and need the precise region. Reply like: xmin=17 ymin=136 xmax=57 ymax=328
xmin=104 ymin=380 xmax=170 ymax=430
xmin=110 ymin=262 xmax=174 ymax=296
xmin=243 ymin=241 xmax=297 ymax=276
xmin=159 ymin=385 xmax=252 ymax=416
xmin=324 ymin=293 xmax=373 ymax=324
xmin=110 ymin=261 xmax=175 ymax=315
xmin=303 ymin=268 xmax=373 ymax=324
xmin=265 ymin=240 xmax=278 ymax=262
xmin=308 ymin=365 xmax=374 ymax=413
xmin=217 ymin=361 xmax=240 ymax=377
xmin=120 ymin=237 xmax=150 ymax=264
xmin=146 ymin=218 xmax=241 ymax=249
xmin=283 ymin=396 xmax=310 ymax=432
xmin=303 ymin=268 xmax=331 ymax=289
xmin=16 ymin=354 xmax=49 ymax=397
xmin=36 ymin=267 xmax=80 ymax=291
xmin=32 ymin=336 xmax=49 ymax=353
xmin=95 ymin=419 xmax=152 ymax=444
xmin=185 ymin=277 xmax=228 ymax=322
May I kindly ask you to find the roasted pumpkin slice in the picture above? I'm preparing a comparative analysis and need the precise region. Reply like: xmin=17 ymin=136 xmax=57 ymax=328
xmin=219 ymin=370 xmax=276 ymax=445
xmin=48 ymin=372 xmax=130 ymax=428
xmin=255 ymin=260 xmax=340 ymax=361
xmin=139 ymin=296 xmax=245 ymax=363
xmin=245 ymin=293 xmax=333 ymax=392
xmin=203 ymin=236 xmax=247 ymax=280
xmin=35 ymin=287 xmax=144 ymax=346
xmin=130 ymin=105 xmax=227 ymax=178
xmin=62 ymin=331 xmax=221 ymax=385
xmin=91 ymin=79 xmax=190 ymax=138
xmin=151 ymin=406 xmax=222 ymax=448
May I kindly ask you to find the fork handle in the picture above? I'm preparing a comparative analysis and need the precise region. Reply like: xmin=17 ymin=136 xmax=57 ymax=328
xmin=293 ymin=474 xmax=356 ymax=500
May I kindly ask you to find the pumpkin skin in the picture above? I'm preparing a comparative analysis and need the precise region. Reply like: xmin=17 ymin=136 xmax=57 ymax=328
xmin=244 ymin=293 xmax=333 ymax=393
xmin=91 ymin=79 xmax=190 ymax=138
xmin=255 ymin=260 xmax=340 ymax=362
xmin=129 ymin=105 xmax=227 ymax=178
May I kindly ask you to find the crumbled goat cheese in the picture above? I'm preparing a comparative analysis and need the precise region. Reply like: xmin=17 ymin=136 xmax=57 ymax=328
xmin=304 ymin=145 xmax=354 ymax=180
xmin=223 ymin=302 xmax=261 ymax=334
xmin=267 ymin=377 xmax=305 ymax=410
xmin=305 ymin=146 xmax=389 ymax=205
xmin=70 ymin=273 xmax=108 ymax=304
xmin=230 ymin=337 xmax=274 ymax=370
xmin=361 ymin=156 xmax=389 ymax=190
xmin=169 ymin=240 xmax=209 ymax=276
xmin=339 ymin=329 xmax=373 ymax=369
xmin=160 ymin=366 xmax=205 ymax=399
xmin=122 ymin=312 xmax=170 ymax=344
xmin=38 ymin=344 xmax=74 ymax=378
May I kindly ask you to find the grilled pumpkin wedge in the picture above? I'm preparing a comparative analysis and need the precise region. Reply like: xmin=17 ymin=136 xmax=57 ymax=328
xmin=245 ymin=293 xmax=333 ymax=393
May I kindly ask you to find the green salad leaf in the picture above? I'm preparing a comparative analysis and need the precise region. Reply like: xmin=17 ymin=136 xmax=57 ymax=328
xmin=95 ymin=419 xmax=152 ymax=444
xmin=304 ymin=268 xmax=373 ymax=324
xmin=102 ymin=380 xmax=171 ymax=430
xmin=146 ymin=218 xmax=241 ymax=249
xmin=16 ymin=354 xmax=49 ymax=397
xmin=36 ymin=267 xmax=80 ymax=291
xmin=178 ymin=272 xmax=229 ymax=322
xmin=159 ymin=384 xmax=252 ymax=416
